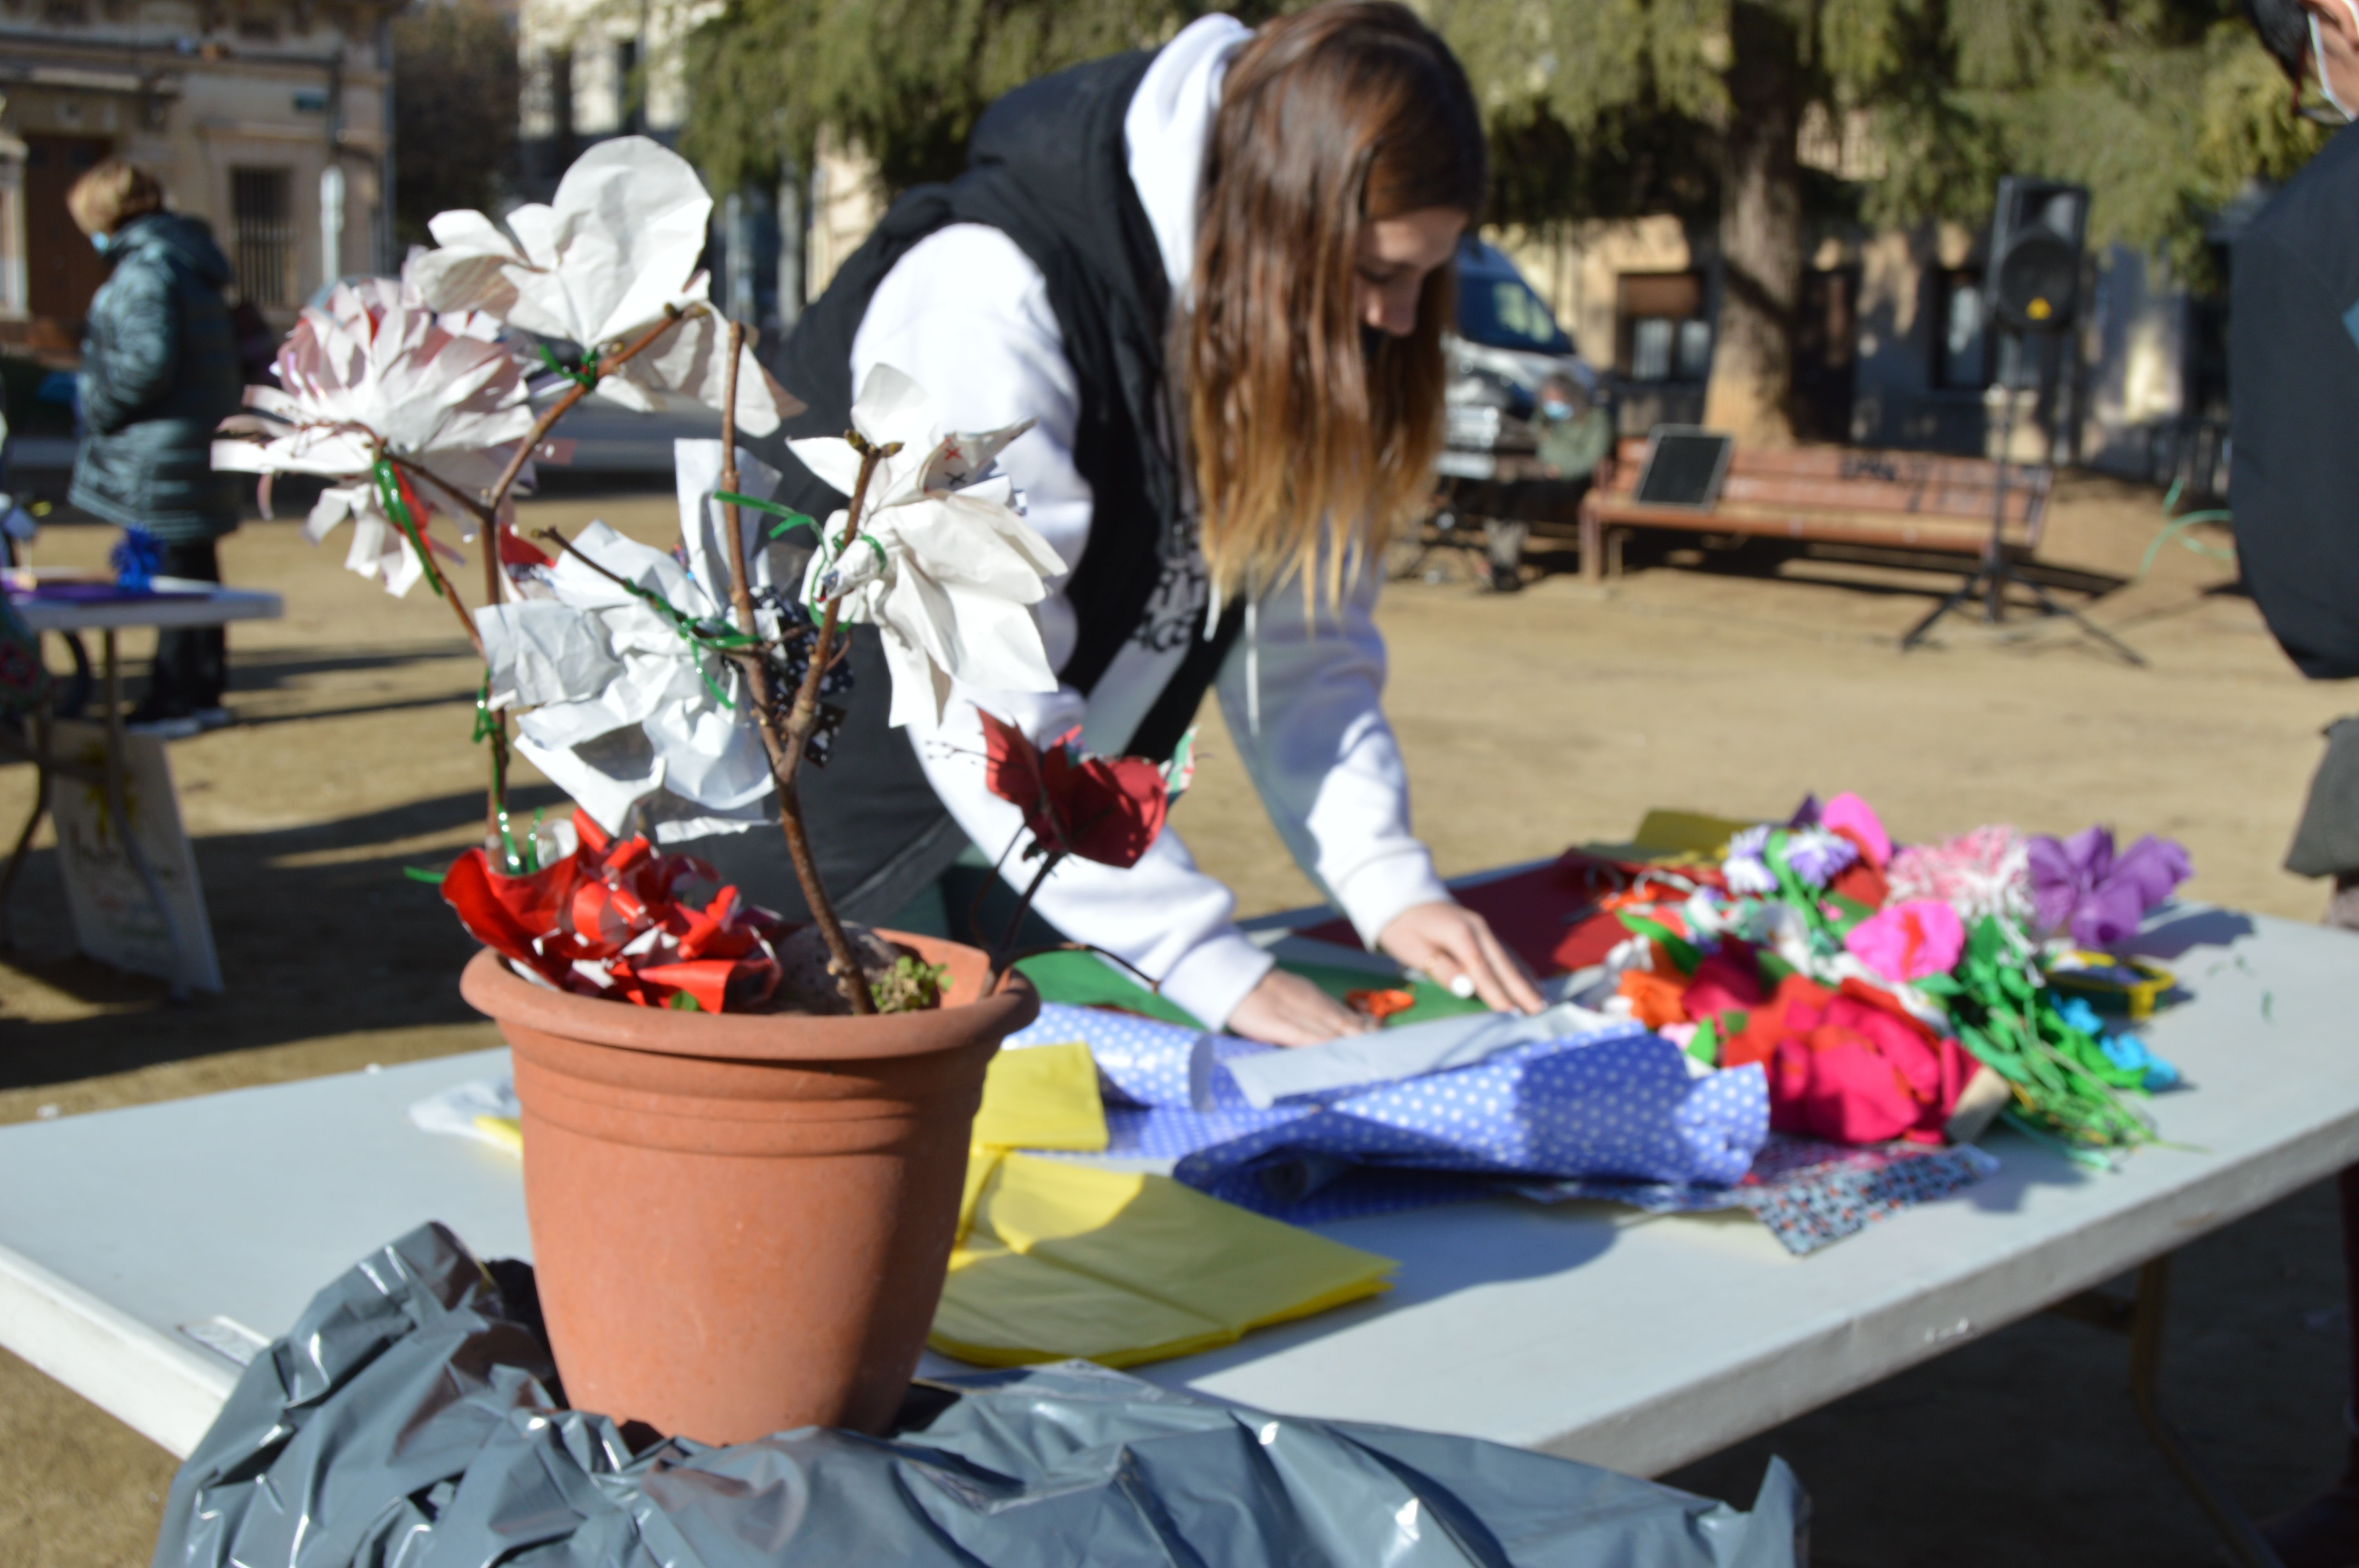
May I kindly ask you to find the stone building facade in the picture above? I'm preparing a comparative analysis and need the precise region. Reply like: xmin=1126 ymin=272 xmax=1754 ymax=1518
xmin=0 ymin=0 xmax=396 ymax=356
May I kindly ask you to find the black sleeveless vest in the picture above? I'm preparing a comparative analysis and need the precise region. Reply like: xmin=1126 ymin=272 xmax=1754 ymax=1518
xmin=758 ymin=45 xmax=1243 ymax=925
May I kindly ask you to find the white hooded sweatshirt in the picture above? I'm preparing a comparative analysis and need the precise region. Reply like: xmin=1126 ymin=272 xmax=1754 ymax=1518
xmin=848 ymin=14 xmax=1451 ymax=1029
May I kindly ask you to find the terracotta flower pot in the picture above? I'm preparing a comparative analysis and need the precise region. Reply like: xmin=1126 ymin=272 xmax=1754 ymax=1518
xmin=459 ymin=933 xmax=1038 ymax=1444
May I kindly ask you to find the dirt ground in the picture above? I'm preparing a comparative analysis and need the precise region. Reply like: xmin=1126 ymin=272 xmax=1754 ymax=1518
xmin=0 ymin=472 xmax=2350 ymax=1567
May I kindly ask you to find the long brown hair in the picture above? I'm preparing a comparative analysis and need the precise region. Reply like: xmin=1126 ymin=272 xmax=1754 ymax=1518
xmin=1183 ymin=2 xmax=1486 ymax=608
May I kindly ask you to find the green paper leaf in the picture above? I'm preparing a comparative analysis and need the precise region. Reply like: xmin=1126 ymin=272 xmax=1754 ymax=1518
xmin=715 ymin=490 xmax=819 ymax=537
xmin=1686 ymin=1017 xmax=1719 ymax=1066
xmin=1615 ymin=911 xmax=1701 ymax=975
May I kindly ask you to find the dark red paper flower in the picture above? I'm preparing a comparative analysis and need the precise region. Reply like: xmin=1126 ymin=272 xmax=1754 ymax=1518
xmin=441 ymin=807 xmax=784 ymax=1011
xmin=979 ymin=710 xmax=1169 ymax=869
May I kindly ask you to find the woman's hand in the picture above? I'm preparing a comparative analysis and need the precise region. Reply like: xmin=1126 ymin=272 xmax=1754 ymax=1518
xmin=1377 ymin=901 xmax=1545 ymax=1015
xmin=1225 ymin=968 xmax=1372 ymax=1049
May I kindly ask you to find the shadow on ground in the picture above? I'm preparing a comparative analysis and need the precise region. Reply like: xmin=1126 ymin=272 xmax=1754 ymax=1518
xmin=0 ymin=784 xmax=565 ymax=1091
xmin=1664 ymin=1178 xmax=2348 ymax=1568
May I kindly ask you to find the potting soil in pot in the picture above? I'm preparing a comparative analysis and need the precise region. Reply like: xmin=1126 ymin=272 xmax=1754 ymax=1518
xmin=153 ymin=1224 xmax=1808 ymax=1568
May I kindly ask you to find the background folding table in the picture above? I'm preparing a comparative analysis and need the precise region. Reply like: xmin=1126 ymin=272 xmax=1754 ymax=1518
xmin=2 ymin=577 xmax=282 ymax=993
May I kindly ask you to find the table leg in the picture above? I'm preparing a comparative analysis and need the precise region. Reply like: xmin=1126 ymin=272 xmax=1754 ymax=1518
xmin=2057 ymin=1258 xmax=2284 ymax=1566
xmin=100 ymin=630 xmax=190 ymax=1002
xmin=2127 ymin=1257 xmax=2285 ymax=1567
xmin=0 ymin=694 xmax=54 ymax=946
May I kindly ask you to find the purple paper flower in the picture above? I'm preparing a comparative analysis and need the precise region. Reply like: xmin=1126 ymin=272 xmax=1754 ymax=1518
xmin=1783 ymin=826 xmax=1859 ymax=889
xmin=1723 ymin=825 xmax=1777 ymax=895
xmin=2027 ymin=826 xmax=2192 ymax=948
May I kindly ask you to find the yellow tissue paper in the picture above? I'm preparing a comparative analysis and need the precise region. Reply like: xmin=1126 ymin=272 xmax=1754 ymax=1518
xmin=969 ymin=1041 xmax=1107 ymax=1153
xmin=1628 ymin=808 xmax=1756 ymax=860
xmin=474 ymin=1114 xmax=523 ymax=1153
xmin=933 ymin=1150 xmax=1395 ymax=1368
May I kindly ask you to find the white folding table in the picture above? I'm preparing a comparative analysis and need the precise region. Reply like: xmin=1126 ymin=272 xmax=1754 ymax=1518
xmin=2 ymin=577 xmax=283 ymax=993
xmin=0 ymin=903 xmax=2349 ymax=1568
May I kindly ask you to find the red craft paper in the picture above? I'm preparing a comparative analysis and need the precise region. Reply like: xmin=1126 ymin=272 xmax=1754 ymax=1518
xmin=440 ymin=808 xmax=783 ymax=1011
xmin=1683 ymin=949 xmax=1764 ymax=1019
xmin=1723 ymin=973 xmax=1972 ymax=1144
xmin=497 ymin=525 xmax=554 ymax=568
xmin=1345 ymin=987 xmax=1417 ymax=1021
xmin=1290 ymin=850 xmax=1716 ymax=975
xmin=633 ymin=959 xmax=738 ymax=1013
xmin=442 ymin=848 xmax=580 ymax=985
xmin=1827 ymin=860 xmax=1890 ymax=909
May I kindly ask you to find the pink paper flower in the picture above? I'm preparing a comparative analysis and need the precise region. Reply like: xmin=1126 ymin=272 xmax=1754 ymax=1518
xmin=1886 ymin=824 xmax=2032 ymax=925
xmin=1843 ymin=899 xmax=1966 ymax=983
xmin=1822 ymin=791 xmax=1892 ymax=869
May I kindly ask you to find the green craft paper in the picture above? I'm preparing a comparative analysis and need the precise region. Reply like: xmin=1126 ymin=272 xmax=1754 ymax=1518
xmin=1686 ymin=1017 xmax=1719 ymax=1066
xmin=1614 ymin=911 xmax=1702 ymax=975
xmin=1013 ymin=950 xmax=1490 ymax=1031
xmin=1821 ymin=892 xmax=1875 ymax=933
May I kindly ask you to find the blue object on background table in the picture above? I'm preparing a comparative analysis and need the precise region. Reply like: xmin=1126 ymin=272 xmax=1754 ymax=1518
xmin=109 ymin=525 xmax=162 ymax=591
xmin=153 ymin=1223 xmax=1805 ymax=1568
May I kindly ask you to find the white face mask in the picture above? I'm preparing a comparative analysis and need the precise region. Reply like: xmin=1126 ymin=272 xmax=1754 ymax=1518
xmin=2313 ymin=0 xmax=2359 ymax=122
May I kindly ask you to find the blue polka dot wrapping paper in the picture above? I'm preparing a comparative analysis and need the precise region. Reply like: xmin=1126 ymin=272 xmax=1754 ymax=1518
xmin=1002 ymin=1002 xmax=1997 ymax=1250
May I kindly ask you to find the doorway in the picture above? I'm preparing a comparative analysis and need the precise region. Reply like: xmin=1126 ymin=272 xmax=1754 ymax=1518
xmin=1792 ymin=266 xmax=1860 ymax=444
xmin=24 ymin=133 xmax=114 ymax=331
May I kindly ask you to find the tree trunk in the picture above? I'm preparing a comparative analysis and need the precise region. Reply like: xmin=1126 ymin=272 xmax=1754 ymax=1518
xmin=1702 ymin=1 xmax=1804 ymax=448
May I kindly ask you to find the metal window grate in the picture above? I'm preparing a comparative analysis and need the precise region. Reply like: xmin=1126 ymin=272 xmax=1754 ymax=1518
xmin=229 ymin=166 xmax=294 ymax=305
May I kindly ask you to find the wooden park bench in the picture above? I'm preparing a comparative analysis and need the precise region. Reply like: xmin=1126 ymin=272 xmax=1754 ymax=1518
xmin=1573 ymin=436 xmax=2051 ymax=583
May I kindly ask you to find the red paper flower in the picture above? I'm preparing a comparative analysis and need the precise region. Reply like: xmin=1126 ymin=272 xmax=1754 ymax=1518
xmin=1723 ymin=974 xmax=1974 ymax=1145
xmin=979 ymin=710 xmax=1169 ymax=869
xmin=441 ymin=808 xmax=785 ymax=1011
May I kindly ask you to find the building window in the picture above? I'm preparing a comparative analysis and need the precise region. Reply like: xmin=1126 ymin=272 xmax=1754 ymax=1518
xmin=1934 ymin=269 xmax=1989 ymax=389
xmin=1616 ymin=271 xmax=1712 ymax=383
xmin=230 ymin=166 xmax=295 ymax=305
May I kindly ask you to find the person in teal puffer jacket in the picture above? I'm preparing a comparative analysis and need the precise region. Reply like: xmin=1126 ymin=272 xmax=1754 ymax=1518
xmin=66 ymin=158 xmax=245 ymax=728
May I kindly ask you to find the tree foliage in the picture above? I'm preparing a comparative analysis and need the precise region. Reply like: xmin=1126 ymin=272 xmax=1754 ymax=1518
xmin=684 ymin=0 xmax=1283 ymax=198
xmin=1437 ymin=0 xmax=2326 ymax=278
xmin=393 ymin=0 xmax=522 ymax=247
xmin=683 ymin=0 xmax=2321 ymax=264
xmin=676 ymin=0 xmax=2325 ymax=440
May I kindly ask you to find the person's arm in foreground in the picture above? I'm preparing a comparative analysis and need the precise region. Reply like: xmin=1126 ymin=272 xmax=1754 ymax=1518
xmin=1213 ymin=552 xmax=1543 ymax=1034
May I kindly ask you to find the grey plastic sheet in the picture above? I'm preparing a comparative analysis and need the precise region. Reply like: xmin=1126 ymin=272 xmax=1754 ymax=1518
xmin=153 ymin=1223 xmax=1807 ymax=1568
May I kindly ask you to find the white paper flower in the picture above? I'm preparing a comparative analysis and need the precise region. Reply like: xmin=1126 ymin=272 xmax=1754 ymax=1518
xmin=477 ymin=446 xmax=792 ymax=842
xmin=407 ymin=136 xmax=797 ymax=436
xmin=789 ymin=364 xmax=1063 ymax=729
xmin=210 ymin=275 xmax=534 ymax=596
